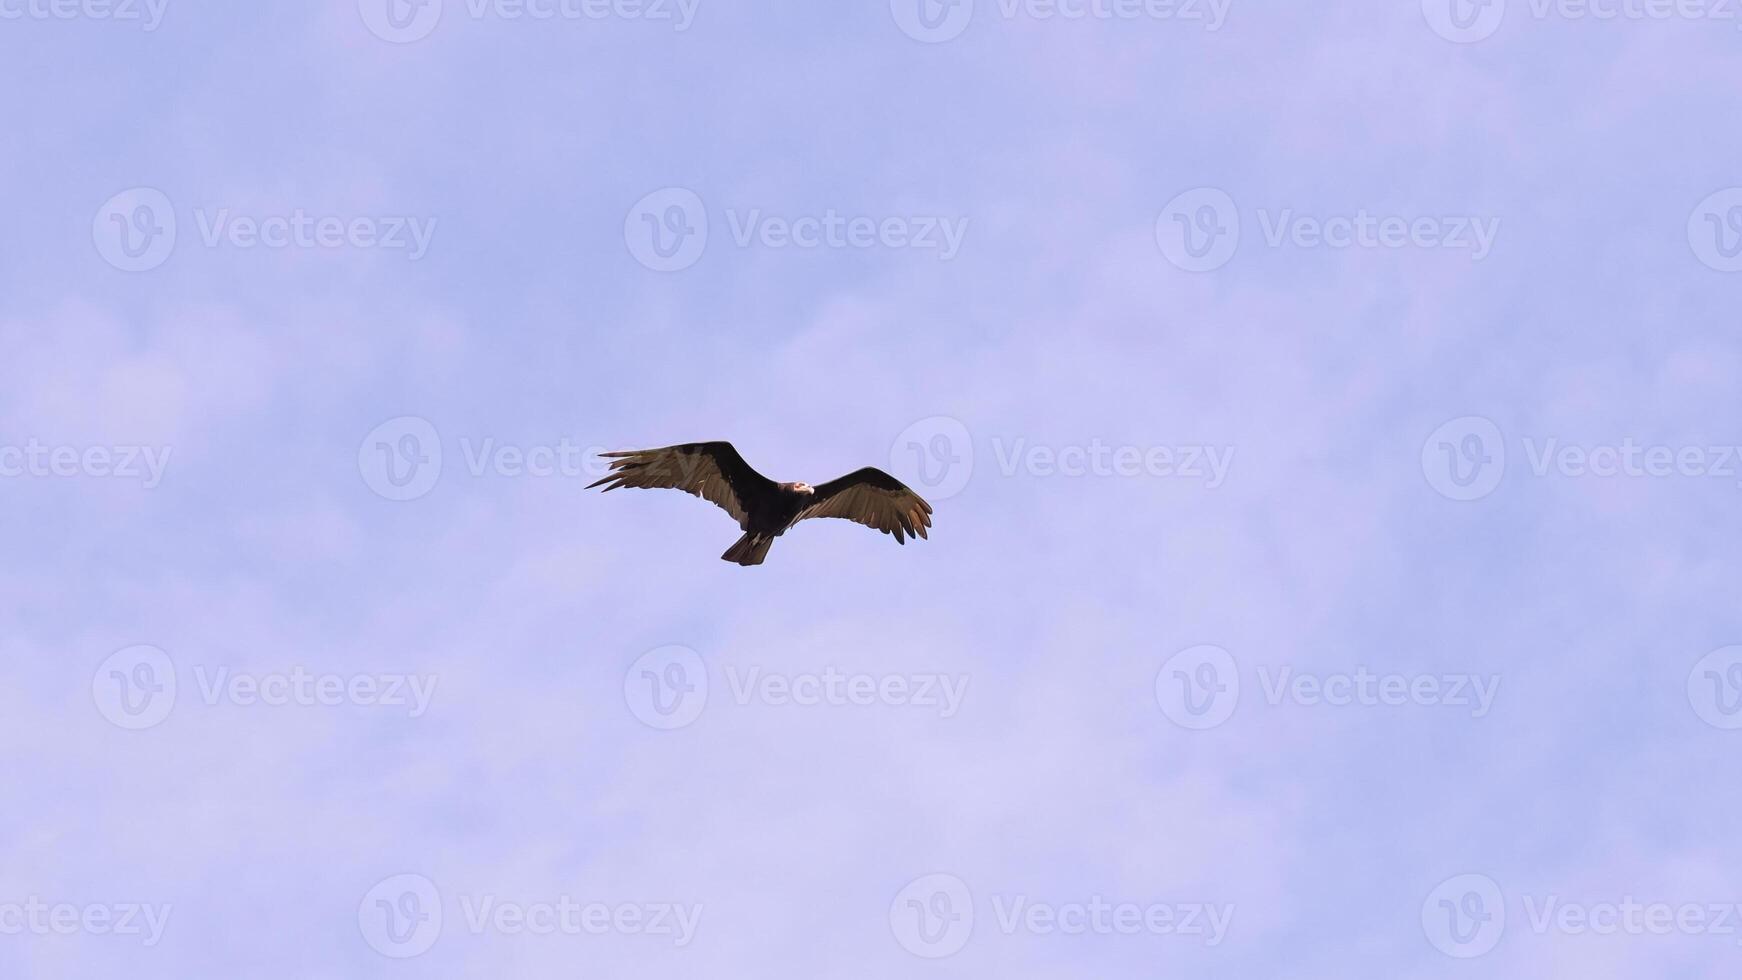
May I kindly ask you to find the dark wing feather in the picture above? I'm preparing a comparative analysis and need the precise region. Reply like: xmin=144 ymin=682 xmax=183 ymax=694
xmin=793 ymin=467 xmax=934 ymax=544
xmin=588 ymin=442 xmax=775 ymax=530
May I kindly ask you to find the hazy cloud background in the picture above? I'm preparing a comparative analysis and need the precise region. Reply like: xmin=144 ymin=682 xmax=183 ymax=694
xmin=3 ymin=0 xmax=1741 ymax=976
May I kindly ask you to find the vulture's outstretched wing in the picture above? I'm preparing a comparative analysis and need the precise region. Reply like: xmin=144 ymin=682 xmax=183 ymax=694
xmin=588 ymin=442 xmax=774 ymax=530
xmin=794 ymin=468 xmax=933 ymax=544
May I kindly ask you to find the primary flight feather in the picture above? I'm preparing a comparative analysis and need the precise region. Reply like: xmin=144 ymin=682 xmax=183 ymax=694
xmin=589 ymin=441 xmax=933 ymax=566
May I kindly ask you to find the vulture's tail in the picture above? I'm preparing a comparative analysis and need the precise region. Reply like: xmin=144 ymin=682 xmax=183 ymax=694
xmin=722 ymin=532 xmax=774 ymax=566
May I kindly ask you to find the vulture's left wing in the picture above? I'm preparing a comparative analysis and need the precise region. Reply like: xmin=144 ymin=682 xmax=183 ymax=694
xmin=794 ymin=468 xmax=933 ymax=544
xmin=588 ymin=442 xmax=774 ymax=530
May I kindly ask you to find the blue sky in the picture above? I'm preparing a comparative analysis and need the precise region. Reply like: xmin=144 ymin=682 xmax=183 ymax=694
xmin=4 ymin=0 xmax=1742 ymax=976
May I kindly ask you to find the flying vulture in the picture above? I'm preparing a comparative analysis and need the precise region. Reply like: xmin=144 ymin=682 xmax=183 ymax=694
xmin=589 ymin=442 xmax=934 ymax=566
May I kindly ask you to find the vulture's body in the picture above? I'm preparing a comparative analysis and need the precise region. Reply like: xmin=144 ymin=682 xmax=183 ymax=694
xmin=589 ymin=442 xmax=934 ymax=566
